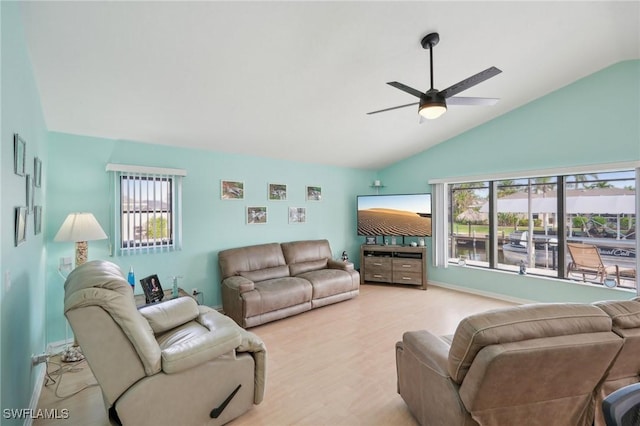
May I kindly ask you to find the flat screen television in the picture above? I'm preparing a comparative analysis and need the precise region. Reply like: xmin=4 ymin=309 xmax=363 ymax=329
xmin=357 ymin=193 xmax=432 ymax=237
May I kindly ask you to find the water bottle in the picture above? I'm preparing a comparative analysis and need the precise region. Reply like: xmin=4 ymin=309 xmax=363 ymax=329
xmin=172 ymin=276 xmax=179 ymax=298
xmin=127 ymin=267 xmax=136 ymax=291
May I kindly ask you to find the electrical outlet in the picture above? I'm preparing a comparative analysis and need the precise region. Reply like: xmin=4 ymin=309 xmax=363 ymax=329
xmin=31 ymin=353 xmax=49 ymax=366
xmin=4 ymin=271 xmax=11 ymax=292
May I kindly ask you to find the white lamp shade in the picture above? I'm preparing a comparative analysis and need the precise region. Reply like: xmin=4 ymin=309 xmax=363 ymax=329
xmin=54 ymin=213 xmax=108 ymax=242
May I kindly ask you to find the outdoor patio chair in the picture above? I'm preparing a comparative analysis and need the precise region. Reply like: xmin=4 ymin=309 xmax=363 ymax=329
xmin=566 ymin=243 xmax=636 ymax=287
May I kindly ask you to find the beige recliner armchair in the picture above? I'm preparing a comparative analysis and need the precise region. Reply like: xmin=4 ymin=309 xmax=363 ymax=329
xmin=396 ymin=303 xmax=623 ymax=426
xmin=64 ymin=260 xmax=266 ymax=426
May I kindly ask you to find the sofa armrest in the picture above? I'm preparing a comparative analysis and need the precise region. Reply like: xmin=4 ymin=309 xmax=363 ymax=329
xmin=222 ymin=275 xmax=255 ymax=293
xmin=237 ymin=328 xmax=268 ymax=404
xmin=327 ymin=259 xmax=354 ymax=271
xmin=397 ymin=330 xmax=473 ymax=425
xmin=139 ymin=297 xmax=199 ymax=334
xmin=400 ymin=330 xmax=450 ymax=377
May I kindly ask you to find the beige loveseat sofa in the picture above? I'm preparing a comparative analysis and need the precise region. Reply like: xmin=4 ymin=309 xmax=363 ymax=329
xmin=65 ymin=260 xmax=266 ymax=426
xmin=396 ymin=303 xmax=626 ymax=426
xmin=219 ymin=239 xmax=359 ymax=328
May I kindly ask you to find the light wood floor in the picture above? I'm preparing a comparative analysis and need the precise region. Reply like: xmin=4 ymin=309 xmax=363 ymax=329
xmin=35 ymin=284 xmax=515 ymax=426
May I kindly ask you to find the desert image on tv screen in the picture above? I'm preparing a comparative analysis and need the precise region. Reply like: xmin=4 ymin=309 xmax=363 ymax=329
xmin=357 ymin=194 xmax=431 ymax=237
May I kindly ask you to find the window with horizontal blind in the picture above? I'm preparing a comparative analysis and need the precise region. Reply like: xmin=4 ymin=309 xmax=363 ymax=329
xmin=106 ymin=164 xmax=186 ymax=256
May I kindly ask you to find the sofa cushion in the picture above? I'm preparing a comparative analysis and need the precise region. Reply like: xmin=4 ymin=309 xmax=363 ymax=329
xmin=594 ymin=299 xmax=640 ymax=330
xmin=289 ymin=259 xmax=328 ymax=276
xmin=297 ymin=269 xmax=352 ymax=299
xmin=239 ymin=265 xmax=290 ymax=282
xmin=281 ymin=239 xmax=332 ymax=264
xmin=218 ymin=243 xmax=287 ymax=280
xmin=243 ymin=277 xmax=312 ymax=317
xmin=447 ymin=303 xmax=613 ymax=383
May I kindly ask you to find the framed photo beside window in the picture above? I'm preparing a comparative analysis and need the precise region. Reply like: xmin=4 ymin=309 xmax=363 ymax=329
xmin=306 ymin=185 xmax=322 ymax=201
xmin=15 ymin=207 xmax=27 ymax=246
xmin=268 ymin=183 xmax=287 ymax=201
xmin=221 ymin=180 xmax=244 ymax=200
xmin=247 ymin=206 xmax=267 ymax=224
xmin=14 ymin=134 xmax=26 ymax=176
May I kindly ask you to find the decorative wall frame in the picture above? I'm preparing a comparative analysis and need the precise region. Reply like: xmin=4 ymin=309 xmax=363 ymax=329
xmin=221 ymin=180 xmax=244 ymax=200
xmin=34 ymin=206 xmax=42 ymax=235
xmin=34 ymin=157 xmax=42 ymax=187
xmin=306 ymin=185 xmax=322 ymax=201
xmin=268 ymin=183 xmax=287 ymax=201
xmin=288 ymin=207 xmax=306 ymax=224
xmin=26 ymin=174 xmax=33 ymax=213
xmin=14 ymin=134 xmax=26 ymax=176
xmin=247 ymin=206 xmax=267 ymax=224
xmin=15 ymin=207 xmax=27 ymax=246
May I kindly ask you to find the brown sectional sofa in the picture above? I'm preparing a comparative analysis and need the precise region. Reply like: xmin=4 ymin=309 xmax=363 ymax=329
xmin=396 ymin=298 xmax=640 ymax=426
xmin=218 ymin=239 xmax=359 ymax=328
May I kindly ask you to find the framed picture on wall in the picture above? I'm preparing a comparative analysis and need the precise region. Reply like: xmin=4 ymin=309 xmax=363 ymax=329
xmin=247 ymin=206 xmax=267 ymax=224
xmin=221 ymin=180 xmax=244 ymax=200
xmin=34 ymin=206 xmax=42 ymax=235
xmin=268 ymin=183 xmax=287 ymax=201
xmin=26 ymin=174 xmax=33 ymax=213
xmin=306 ymin=185 xmax=321 ymax=201
xmin=288 ymin=207 xmax=306 ymax=224
xmin=14 ymin=134 xmax=26 ymax=176
xmin=15 ymin=207 xmax=27 ymax=246
xmin=34 ymin=157 xmax=42 ymax=187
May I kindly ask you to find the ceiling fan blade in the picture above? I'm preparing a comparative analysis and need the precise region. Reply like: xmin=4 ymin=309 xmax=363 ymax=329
xmin=367 ymin=102 xmax=419 ymax=115
xmin=387 ymin=82 xmax=424 ymax=98
xmin=447 ymin=96 xmax=500 ymax=106
xmin=439 ymin=66 xmax=502 ymax=99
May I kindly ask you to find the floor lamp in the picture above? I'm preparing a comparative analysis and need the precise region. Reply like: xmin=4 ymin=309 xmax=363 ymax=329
xmin=54 ymin=212 xmax=108 ymax=362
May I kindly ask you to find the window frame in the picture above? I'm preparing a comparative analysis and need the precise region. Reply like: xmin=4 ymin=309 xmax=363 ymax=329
xmin=430 ymin=161 xmax=639 ymax=295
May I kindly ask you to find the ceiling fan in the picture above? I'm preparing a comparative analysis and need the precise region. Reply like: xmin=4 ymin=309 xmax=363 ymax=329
xmin=367 ymin=32 xmax=502 ymax=120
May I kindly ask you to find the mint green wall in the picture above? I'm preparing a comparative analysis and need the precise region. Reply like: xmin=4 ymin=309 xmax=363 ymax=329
xmin=1 ymin=2 xmax=49 ymax=421
xmin=379 ymin=60 xmax=640 ymax=303
xmin=45 ymin=133 xmax=374 ymax=342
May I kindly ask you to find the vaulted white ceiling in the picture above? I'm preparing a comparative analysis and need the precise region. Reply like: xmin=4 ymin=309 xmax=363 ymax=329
xmin=20 ymin=1 xmax=640 ymax=170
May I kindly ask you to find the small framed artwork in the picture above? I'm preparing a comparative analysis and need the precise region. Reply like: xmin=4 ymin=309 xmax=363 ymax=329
xmin=14 ymin=134 xmax=26 ymax=176
xmin=247 ymin=206 xmax=267 ymax=224
xmin=306 ymin=185 xmax=322 ymax=201
xmin=140 ymin=274 xmax=164 ymax=304
xmin=34 ymin=206 xmax=42 ymax=235
xmin=26 ymin=174 xmax=34 ymax=213
xmin=15 ymin=207 xmax=27 ymax=246
xmin=365 ymin=236 xmax=377 ymax=245
xmin=268 ymin=183 xmax=287 ymax=201
xmin=288 ymin=207 xmax=306 ymax=224
xmin=221 ymin=180 xmax=244 ymax=200
xmin=34 ymin=157 xmax=42 ymax=188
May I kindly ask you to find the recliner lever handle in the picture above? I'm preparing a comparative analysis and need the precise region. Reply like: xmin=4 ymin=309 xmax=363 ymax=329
xmin=210 ymin=384 xmax=242 ymax=419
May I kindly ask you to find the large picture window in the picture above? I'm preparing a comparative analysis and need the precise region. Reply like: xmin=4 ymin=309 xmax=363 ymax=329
xmin=443 ymin=167 xmax=637 ymax=290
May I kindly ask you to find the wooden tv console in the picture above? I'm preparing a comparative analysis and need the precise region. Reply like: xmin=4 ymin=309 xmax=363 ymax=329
xmin=360 ymin=244 xmax=427 ymax=290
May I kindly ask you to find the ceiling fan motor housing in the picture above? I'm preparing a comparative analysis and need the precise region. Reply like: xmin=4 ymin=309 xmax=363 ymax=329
xmin=419 ymin=89 xmax=447 ymax=119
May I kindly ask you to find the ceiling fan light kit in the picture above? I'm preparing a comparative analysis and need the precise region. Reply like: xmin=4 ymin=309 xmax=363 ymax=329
xmin=367 ymin=32 xmax=501 ymax=119
xmin=419 ymin=90 xmax=447 ymax=119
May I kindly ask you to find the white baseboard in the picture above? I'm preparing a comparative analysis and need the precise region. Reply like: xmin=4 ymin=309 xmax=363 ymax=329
xmin=47 ymin=338 xmax=74 ymax=357
xmin=26 ymin=363 xmax=47 ymax=426
xmin=428 ymin=279 xmax=534 ymax=305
